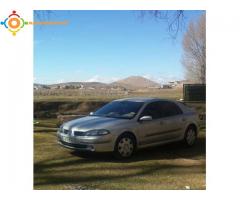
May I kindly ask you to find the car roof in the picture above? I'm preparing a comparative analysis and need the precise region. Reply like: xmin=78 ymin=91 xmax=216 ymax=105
xmin=114 ymin=97 xmax=175 ymax=103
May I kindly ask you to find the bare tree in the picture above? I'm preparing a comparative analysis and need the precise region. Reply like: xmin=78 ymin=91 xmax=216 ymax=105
xmin=139 ymin=10 xmax=185 ymax=39
xmin=182 ymin=14 xmax=206 ymax=84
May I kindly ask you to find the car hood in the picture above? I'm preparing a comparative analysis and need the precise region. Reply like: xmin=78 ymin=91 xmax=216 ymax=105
xmin=63 ymin=116 xmax=129 ymax=131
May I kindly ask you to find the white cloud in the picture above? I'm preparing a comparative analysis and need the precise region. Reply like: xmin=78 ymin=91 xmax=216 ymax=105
xmin=85 ymin=75 xmax=120 ymax=83
xmin=33 ymin=76 xmax=67 ymax=84
xmin=34 ymin=73 xmax=183 ymax=85
xmin=142 ymin=74 xmax=182 ymax=84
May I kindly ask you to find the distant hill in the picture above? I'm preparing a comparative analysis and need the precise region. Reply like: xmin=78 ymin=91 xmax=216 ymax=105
xmin=111 ymin=76 xmax=160 ymax=90
xmin=34 ymin=83 xmax=50 ymax=89
xmin=34 ymin=81 xmax=125 ymax=90
xmin=49 ymin=82 xmax=109 ymax=89
xmin=34 ymin=82 xmax=110 ymax=89
xmin=34 ymin=76 xmax=181 ymax=90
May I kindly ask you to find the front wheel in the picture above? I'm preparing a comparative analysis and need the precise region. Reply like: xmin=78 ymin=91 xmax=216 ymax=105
xmin=184 ymin=126 xmax=197 ymax=147
xmin=114 ymin=134 xmax=136 ymax=159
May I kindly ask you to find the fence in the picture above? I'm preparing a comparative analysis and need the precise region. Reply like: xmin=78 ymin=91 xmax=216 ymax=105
xmin=183 ymin=84 xmax=206 ymax=102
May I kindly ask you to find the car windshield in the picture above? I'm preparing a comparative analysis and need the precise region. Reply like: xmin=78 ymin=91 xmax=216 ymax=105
xmin=92 ymin=101 xmax=144 ymax=119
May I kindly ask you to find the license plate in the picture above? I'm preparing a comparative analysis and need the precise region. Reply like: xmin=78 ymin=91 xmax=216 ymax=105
xmin=62 ymin=136 xmax=71 ymax=143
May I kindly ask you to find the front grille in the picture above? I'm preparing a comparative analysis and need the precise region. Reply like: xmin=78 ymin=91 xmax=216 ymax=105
xmin=59 ymin=140 xmax=89 ymax=149
xmin=74 ymin=131 xmax=85 ymax=136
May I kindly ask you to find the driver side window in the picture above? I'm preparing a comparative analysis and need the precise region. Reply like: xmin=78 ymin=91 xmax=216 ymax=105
xmin=140 ymin=102 xmax=161 ymax=119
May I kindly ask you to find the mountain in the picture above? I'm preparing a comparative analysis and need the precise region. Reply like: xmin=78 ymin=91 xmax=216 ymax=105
xmin=34 ymin=81 xmax=126 ymax=90
xmin=50 ymin=82 xmax=108 ymax=88
xmin=111 ymin=76 xmax=160 ymax=90
xmin=34 ymin=76 xmax=161 ymax=90
xmin=34 ymin=82 xmax=110 ymax=89
xmin=34 ymin=83 xmax=50 ymax=89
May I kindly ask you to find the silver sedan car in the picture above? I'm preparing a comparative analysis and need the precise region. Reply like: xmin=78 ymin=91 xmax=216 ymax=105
xmin=57 ymin=98 xmax=199 ymax=158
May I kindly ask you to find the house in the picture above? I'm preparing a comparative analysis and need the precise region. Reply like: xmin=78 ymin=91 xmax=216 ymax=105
xmin=160 ymin=84 xmax=172 ymax=89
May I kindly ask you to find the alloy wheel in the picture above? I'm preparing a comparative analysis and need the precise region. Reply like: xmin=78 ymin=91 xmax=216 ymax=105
xmin=186 ymin=128 xmax=196 ymax=146
xmin=117 ymin=137 xmax=134 ymax=157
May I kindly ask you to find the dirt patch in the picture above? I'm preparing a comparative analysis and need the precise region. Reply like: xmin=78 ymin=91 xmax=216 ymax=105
xmin=34 ymin=101 xmax=108 ymax=119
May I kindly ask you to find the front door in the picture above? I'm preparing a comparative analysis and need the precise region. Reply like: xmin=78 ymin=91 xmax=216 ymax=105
xmin=137 ymin=102 xmax=168 ymax=146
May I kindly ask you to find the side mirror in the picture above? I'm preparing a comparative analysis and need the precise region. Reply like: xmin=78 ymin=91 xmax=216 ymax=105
xmin=139 ymin=116 xmax=152 ymax=122
xmin=89 ymin=112 xmax=94 ymax=115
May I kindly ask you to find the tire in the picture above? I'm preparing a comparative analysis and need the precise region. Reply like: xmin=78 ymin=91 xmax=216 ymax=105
xmin=114 ymin=133 xmax=136 ymax=159
xmin=184 ymin=125 xmax=197 ymax=147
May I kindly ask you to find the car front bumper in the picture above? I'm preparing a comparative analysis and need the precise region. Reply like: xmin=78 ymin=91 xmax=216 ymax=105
xmin=57 ymin=132 xmax=114 ymax=152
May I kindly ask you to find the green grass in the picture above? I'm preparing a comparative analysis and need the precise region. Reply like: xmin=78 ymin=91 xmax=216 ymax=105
xmin=34 ymin=119 xmax=206 ymax=190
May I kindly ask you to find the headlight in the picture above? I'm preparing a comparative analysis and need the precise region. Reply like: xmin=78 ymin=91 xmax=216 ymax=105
xmin=59 ymin=125 xmax=63 ymax=133
xmin=85 ymin=129 xmax=110 ymax=136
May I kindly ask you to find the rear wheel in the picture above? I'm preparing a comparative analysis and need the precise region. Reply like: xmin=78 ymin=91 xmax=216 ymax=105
xmin=184 ymin=126 xmax=197 ymax=146
xmin=114 ymin=133 xmax=136 ymax=159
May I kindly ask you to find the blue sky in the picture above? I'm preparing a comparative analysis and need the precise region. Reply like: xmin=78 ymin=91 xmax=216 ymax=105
xmin=34 ymin=10 xmax=204 ymax=84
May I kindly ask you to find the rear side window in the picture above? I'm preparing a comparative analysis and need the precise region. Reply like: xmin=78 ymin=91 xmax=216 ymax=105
xmin=160 ymin=101 xmax=183 ymax=117
xmin=140 ymin=101 xmax=183 ymax=119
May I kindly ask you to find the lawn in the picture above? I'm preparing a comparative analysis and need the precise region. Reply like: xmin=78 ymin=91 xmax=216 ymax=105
xmin=34 ymin=119 xmax=206 ymax=190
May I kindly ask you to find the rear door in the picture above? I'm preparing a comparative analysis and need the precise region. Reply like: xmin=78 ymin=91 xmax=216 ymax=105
xmin=157 ymin=101 xmax=185 ymax=141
